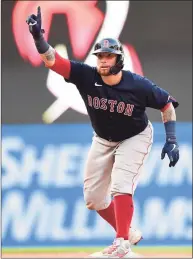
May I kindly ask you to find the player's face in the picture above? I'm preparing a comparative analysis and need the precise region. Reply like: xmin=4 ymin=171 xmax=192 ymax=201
xmin=96 ymin=52 xmax=117 ymax=76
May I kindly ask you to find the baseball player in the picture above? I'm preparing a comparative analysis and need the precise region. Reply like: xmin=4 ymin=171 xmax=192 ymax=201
xmin=26 ymin=7 xmax=179 ymax=258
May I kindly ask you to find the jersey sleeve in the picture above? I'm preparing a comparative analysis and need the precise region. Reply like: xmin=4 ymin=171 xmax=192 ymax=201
xmin=134 ymin=74 xmax=179 ymax=110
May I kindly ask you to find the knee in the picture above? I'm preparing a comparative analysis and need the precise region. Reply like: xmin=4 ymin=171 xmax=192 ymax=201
xmin=84 ymin=191 xmax=99 ymax=210
xmin=84 ymin=191 xmax=110 ymax=210
xmin=85 ymin=201 xmax=96 ymax=210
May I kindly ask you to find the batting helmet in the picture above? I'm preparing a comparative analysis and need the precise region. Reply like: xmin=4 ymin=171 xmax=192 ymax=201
xmin=92 ymin=38 xmax=124 ymax=75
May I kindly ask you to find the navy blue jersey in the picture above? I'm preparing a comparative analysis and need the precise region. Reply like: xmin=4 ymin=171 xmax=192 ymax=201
xmin=65 ymin=61 xmax=179 ymax=141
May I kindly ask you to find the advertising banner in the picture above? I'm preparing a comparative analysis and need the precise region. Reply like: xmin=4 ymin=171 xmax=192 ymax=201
xmin=2 ymin=123 xmax=192 ymax=247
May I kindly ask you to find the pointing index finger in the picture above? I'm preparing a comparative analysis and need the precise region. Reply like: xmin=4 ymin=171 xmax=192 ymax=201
xmin=37 ymin=6 xmax=41 ymax=19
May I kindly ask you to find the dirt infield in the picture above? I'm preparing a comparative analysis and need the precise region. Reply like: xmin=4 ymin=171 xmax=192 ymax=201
xmin=2 ymin=252 xmax=192 ymax=258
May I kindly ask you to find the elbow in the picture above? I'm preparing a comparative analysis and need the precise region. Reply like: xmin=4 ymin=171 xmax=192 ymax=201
xmin=160 ymin=102 xmax=172 ymax=112
xmin=161 ymin=103 xmax=176 ymax=123
xmin=49 ymin=51 xmax=71 ymax=79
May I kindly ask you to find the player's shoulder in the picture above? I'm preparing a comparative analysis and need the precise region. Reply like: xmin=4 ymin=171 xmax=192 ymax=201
xmin=122 ymin=70 xmax=136 ymax=83
xmin=123 ymin=70 xmax=155 ymax=88
xmin=123 ymin=70 xmax=147 ymax=80
xmin=133 ymin=72 xmax=155 ymax=85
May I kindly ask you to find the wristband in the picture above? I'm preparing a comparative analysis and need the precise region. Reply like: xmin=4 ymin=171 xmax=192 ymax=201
xmin=164 ymin=121 xmax=176 ymax=142
xmin=34 ymin=34 xmax=50 ymax=54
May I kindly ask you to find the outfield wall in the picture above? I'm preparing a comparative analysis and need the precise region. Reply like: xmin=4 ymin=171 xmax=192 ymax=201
xmin=2 ymin=123 xmax=192 ymax=248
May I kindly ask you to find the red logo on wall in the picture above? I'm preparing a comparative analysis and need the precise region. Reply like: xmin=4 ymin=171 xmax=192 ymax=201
xmin=12 ymin=1 xmax=143 ymax=75
xmin=12 ymin=1 xmax=104 ymax=66
xmin=12 ymin=1 xmax=144 ymax=121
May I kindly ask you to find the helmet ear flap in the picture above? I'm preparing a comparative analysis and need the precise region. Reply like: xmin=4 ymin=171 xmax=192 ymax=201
xmin=117 ymin=54 xmax=124 ymax=65
xmin=110 ymin=54 xmax=124 ymax=75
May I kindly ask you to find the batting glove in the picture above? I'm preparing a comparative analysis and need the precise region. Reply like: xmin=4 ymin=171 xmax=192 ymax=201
xmin=26 ymin=6 xmax=44 ymax=40
xmin=161 ymin=138 xmax=179 ymax=167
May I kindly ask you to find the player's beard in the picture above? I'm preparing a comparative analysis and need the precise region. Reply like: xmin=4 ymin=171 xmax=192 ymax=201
xmin=97 ymin=67 xmax=111 ymax=76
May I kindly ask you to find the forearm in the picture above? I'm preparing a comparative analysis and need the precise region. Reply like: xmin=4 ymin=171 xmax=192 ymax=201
xmin=161 ymin=103 xmax=177 ymax=141
xmin=33 ymin=35 xmax=70 ymax=78
xmin=34 ymin=35 xmax=55 ymax=67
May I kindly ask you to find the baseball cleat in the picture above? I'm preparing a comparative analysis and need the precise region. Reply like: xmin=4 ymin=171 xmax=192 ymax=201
xmin=100 ymin=227 xmax=142 ymax=256
xmin=88 ymin=227 xmax=143 ymax=258
xmin=129 ymin=227 xmax=143 ymax=246
xmin=88 ymin=238 xmax=142 ymax=258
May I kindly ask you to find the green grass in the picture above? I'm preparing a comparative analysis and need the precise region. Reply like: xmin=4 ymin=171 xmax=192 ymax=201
xmin=2 ymin=246 xmax=192 ymax=254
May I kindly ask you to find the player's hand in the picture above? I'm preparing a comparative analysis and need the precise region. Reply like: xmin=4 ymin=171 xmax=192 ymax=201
xmin=161 ymin=139 xmax=179 ymax=167
xmin=26 ymin=6 xmax=44 ymax=39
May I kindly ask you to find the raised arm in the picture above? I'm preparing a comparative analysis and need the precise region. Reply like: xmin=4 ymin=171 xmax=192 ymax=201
xmin=26 ymin=6 xmax=70 ymax=79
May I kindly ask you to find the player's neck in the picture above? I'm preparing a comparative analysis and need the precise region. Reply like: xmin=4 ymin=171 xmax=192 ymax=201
xmin=101 ymin=71 xmax=122 ymax=86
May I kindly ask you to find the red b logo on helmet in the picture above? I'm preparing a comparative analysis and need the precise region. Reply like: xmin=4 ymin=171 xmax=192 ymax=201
xmin=103 ymin=39 xmax=109 ymax=48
